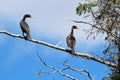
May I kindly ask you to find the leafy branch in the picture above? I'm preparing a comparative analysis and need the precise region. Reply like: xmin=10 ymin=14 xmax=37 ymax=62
xmin=76 ymin=3 xmax=97 ymax=15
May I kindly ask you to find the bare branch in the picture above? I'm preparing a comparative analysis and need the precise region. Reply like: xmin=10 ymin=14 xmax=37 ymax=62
xmin=0 ymin=30 xmax=118 ymax=69
xmin=38 ymin=71 xmax=52 ymax=75
xmin=72 ymin=20 xmax=94 ymax=27
xmin=36 ymin=52 xmax=77 ymax=80
xmin=63 ymin=60 xmax=93 ymax=80
xmin=91 ymin=10 xmax=120 ymax=42
xmin=72 ymin=20 xmax=120 ymax=43
xmin=55 ymin=41 xmax=62 ymax=47
xmin=38 ymin=71 xmax=56 ymax=75
xmin=0 ymin=30 xmax=24 ymax=38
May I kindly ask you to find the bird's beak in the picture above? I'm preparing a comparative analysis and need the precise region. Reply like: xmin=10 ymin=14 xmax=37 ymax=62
xmin=77 ymin=27 xmax=80 ymax=30
xmin=30 ymin=16 xmax=33 ymax=18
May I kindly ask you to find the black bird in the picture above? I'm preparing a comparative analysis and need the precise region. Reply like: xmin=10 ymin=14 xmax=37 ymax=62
xmin=20 ymin=14 xmax=32 ymax=40
xmin=66 ymin=25 xmax=79 ymax=54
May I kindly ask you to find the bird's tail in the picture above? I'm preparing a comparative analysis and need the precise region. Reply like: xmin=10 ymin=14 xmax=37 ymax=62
xmin=26 ymin=33 xmax=31 ymax=40
xmin=71 ymin=48 xmax=75 ymax=54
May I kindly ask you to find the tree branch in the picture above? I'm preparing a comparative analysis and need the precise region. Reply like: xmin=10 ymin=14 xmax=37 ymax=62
xmin=63 ymin=60 xmax=93 ymax=80
xmin=0 ymin=30 xmax=118 ymax=69
xmin=72 ymin=20 xmax=120 ymax=43
xmin=93 ymin=10 xmax=120 ymax=42
xmin=38 ymin=71 xmax=55 ymax=75
xmin=36 ymin=52 xmax=77 ymax=80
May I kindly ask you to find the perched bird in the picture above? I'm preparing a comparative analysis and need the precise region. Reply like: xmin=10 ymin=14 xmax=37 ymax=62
xmin=20 ymin=14 xmax=32 ymax=40
xmin=66 ymin=25 xmax=79 ymax=54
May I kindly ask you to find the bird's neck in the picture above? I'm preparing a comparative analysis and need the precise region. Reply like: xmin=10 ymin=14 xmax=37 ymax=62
xmin=70 ymin=28 xmax=74 ymax=36
xmin=22 ymin=17 xmax=26 ymax=21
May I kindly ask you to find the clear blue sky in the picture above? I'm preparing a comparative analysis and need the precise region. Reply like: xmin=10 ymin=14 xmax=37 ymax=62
xmin=0 ymin=0 xmax=109 ymax=80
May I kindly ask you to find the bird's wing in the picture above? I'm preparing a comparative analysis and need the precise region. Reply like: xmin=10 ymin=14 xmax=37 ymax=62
xmin=66 ymin=35 xmax=76 ymax=48
xmin=66 ymin=35 xmax=70 ymax=47
xmin=20 ymin=21 xmax=30 ymax=33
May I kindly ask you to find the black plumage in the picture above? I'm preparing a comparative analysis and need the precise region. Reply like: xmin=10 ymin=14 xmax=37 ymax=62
xmin=66 ymin=25 xmax=79 ymax=54
xmin=20 ymin=14 xmax=32 ymax=40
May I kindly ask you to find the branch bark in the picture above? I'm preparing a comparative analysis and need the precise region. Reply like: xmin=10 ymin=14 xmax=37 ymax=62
xmin=0 ymin=30 xmax=118 ymax=69
xmin=72 ymin=20 xmax=120 ymax=43
xmin=63 ymin=60 xmax=93 ymax=80
xmin=36 ymin=52 xmax=77 ymax=80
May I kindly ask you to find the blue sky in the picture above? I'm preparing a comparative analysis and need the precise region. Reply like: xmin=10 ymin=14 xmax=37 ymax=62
xmin=0 ymin=0 xmax=109 ymax=80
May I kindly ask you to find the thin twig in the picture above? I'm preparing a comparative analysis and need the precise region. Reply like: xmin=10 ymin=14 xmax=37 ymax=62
xmin=36 ymin=52 xmax=77 ymax=80
xmin=38 ymin=71 xmax=56 ymax=75
xmin=55 ymin=41 xmax=62 ymax=47
xmin=63 ymin=60 xmax=94 ymax=80
xmin=72 ymin=20 xmax=120 ymax=43
xmin=91 ymin=10 xmax=120 ymax=42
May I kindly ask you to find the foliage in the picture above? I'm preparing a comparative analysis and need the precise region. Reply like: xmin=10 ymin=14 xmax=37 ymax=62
xmin=76 ymin=0 xmax=120 ymax=79
xmin=110 ymin=72 xmax=120 ymax=80
xmin=77 ymin=0 xmax=120 ymax=63
xmin=76 ymin=3 xmax=97 ymax=15
xmin=103 ymin=69 xmax=120 ymax=80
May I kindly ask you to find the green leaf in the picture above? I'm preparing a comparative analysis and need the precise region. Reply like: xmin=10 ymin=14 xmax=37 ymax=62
xmin=76 ymin=3 xmax=97 ymax=15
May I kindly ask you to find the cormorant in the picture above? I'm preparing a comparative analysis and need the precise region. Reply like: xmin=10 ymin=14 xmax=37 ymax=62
xmin=20 ymin=14 xmax=32 ymax=40
xmin=66 ymin=25 xmax=79 ymax=54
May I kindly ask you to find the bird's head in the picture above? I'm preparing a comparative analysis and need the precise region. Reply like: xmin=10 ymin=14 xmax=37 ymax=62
xmin=24 ymin=14 xmax=32 ymax=18
xmin=72 ymin=25 xmax=79 ymax=30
